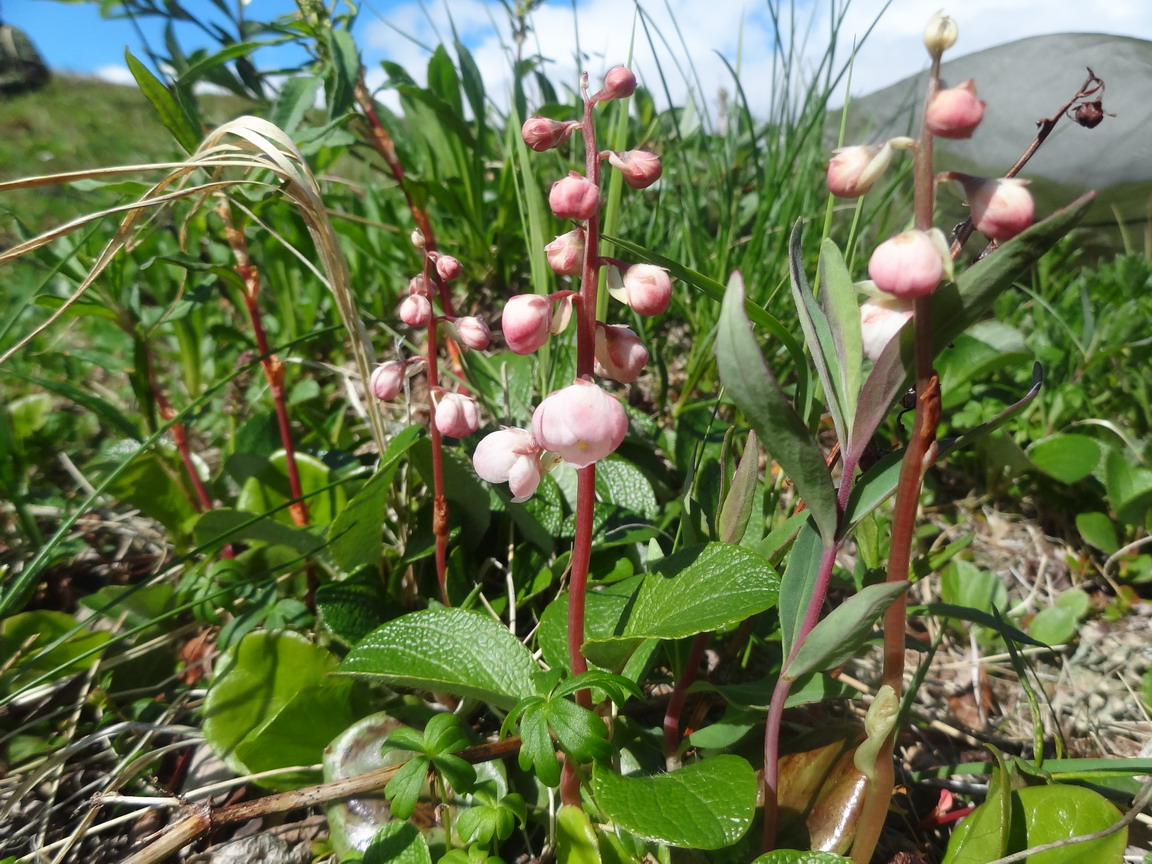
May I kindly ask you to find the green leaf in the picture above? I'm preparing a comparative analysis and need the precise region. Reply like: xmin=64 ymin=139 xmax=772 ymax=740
xmin=1028 ymin=606 xmax=1078 ymax=647
xmin=340 ymin=609 xmax=538 ymax=710
xmin=202 ymin=631 xmax=343 ymax=777
xmin=0 ymin=611 xmax=110 ymax=695
xmin=717 ymin=274 xmax=838 ymax=543
xmin=850 ymin=193 xmax=1094 ymax=463
xmin=384 ymin=756 xmax=430 ymax=821
xmin=92 ymin=446 xmax=198 ymax=538
xmin=328 ymin=426 xmax=421 ymax=570
xmin=324 ymin=28 xmax=360 ymax=118
xmin=270 ymin=75 xmax=323 ymax=135
xmin=517 ymin=706 xmax=561 ymax=787
xmin=177 ymin=42 xmax=261 ymax=87
xmin=124 ymin=49 xmax=201 ymax=153
xmin=1027 ymin=434 xmax=1101 ymax=483
xmin=315 ymin=577 xmax=390 ymax=647
xmin=1104 ymin=448 xmax=1152 ymax=526
xmin=912 ymin=603 xmax=1045 ymax=647
xmin=752 ymin=852 xmax=853 ymax=863
xmin=819 ymin=238 xmax=863 ymax=425
xmin=584 ymin=544 xmax=779 ymax=658
xmin=557 ymin=804 xmax=602 ymax=864
xmin=943 ymin=784 xmax=1125 ymax=864
xmin=539 ymin=577 xmax=646 ymax=672
xmin=237 ymin=450 xmax=348 ymax=530
xmin=777 ymin=520 xmax=824 ymax=660
xmin=718 ymin=430 xmax=761 ymax=544
xmin=1076 ymin=511 xmax=1120 ymax=555
xmin=592 ymin=756 xmax=756 ymax=849
xmin=785 ymin=581 xmax=908 ymax=680
xmin=365 ymin=822 xmax=432 ymax=864
xmin=939 ymin=561 xmax=1008 ymax=618
xmin=194 ymin=508 xmax=325 ymax=554
xmin=545 ymin=697 xmax=612 ymax=763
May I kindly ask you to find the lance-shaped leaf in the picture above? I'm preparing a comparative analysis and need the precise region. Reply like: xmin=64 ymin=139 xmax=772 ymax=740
xmin=718 ymin=430 xmax=762 ymax=544
xmin=848 ymin=192 xmax=1094 ymax=464
xmin=717 ymin=275 xmax=839 ymax=543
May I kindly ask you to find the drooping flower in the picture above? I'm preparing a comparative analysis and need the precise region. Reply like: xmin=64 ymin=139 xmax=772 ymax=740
xmin=501 ymin=294 xmax=553 ymax=354
xmin=595 ymin=65 xmax=637 ymax=101
xmin=435 ymin=255 xmax=462 ymax=282
xmin=608 ymin=264 xmax=673 ymax=316
xmin=606 ymin=150 xmax=662 ymax=189
xmin=454 ymin=316 xmax=491 ymax=351
xmin=925 ymin=80 xmax=985 ymax=139
xmin=521 ymin=117 xmax=580 ymax=152
xmin=545 ymin=229 xmax=585 ymax=276
xmin=860 ymin=295 xmax=914 ymax=361
xmin=549 ymin=172 xmax=600 ymax=221
xmin=532 ymin=379 xmax=628 ymax=468
xmin=826 ymin=143 xmax=893 ymax=198
xmin=369 ymin=361 xmax=406 ymax=401
xmin=868 ymin=229 xmax=950 ymax=298
xmin=595 ymin=323 xmax=649 ymax=384
xmin=924 ymin=11 xmax=958 ymax=56
xmin=957 ymin=175 xmax=1035 ymax=241
xmin=399 ymin=294 xmax=433 ymax=327
xmin=473 ymin=427 xmax=546 ymax=502
xmin=435 ymin=392 xmax=479 ymax=438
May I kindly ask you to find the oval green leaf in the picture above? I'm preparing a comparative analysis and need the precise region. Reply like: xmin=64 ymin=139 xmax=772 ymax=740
xmin=1027 ymin=434 xmax=1101 ymax=484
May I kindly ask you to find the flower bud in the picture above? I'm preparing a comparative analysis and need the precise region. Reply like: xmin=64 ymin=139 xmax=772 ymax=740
xmin=410 ymin=228 xmax=426 ymax=249
xmin=924 ymin=11 xmax=958 ymax=56
xmin=521 ymin=116 xmax=579 ymax=152
xmin=545 ymin=229 xmax=585 ymax=276
xmin=860 ymin=295 xmax=914 ymax=361
xmin=595 ymin=323 xmax=649 ymax=384
xmin=596 ymin=65 xmax=637 ymax=101
xmin=925 ymin=80 xmax=985 ymax=139
xmin=956 ymin=175 xmax=1035 ymax=241
xmin=435 ymin=255 xmax=462 ymax=281
xmin=501 ymin=294 xmax=553 ymax=354
xmin=408 ymin=274 xmax=432 ymax=296
xmin=532 ymin=379 xmax=628 ymax=468
xmin=399 ymin=293 xmax=433 ymax=327
xmin=435 ymin=392 xmax=479 ymax=438
xmin=549 ymin=172 xmax=600 ymax=221
xmin=827 ymin=143 xmax=893 ymax=198
xmin=606 ymin=150 xmax=663 ymax=189
xmin=473 ymin=427 xmax=545 ymax=502
xmin=454 ymin=315 xmax=491 ymax=350
xmin=868 ymin=229 xmax=948 ymax=299
xmin=369 ymin=360 xmax=406 ymax=401
xmin=609 ymin=264 xmax=672 ymax=316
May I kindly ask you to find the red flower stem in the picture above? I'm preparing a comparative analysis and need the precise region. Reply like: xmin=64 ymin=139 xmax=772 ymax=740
xmin=849 ymin=49 xmax=944 ymax=864
xmin=663 ymin=632 xmax=710 ymax=759
xmin=425 ymin=262 xmax=450 ymax=606
xmin=559 ymin=78 xmax=604 ymax=807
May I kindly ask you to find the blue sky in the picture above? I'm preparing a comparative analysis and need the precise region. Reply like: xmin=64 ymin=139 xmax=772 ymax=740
xmin=8 ymin=0 xmax=1152 ymax=113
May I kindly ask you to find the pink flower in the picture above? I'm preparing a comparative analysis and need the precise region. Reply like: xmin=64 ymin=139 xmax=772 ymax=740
xmin=435 ymin=255 xmax=462 ymax=281
xmin=435 ymin=392 xmax=479 ymax=438
xmin=925 ymin=80 xmax=985 ymax=139
xmin=595 ymin=65 xmax=637 ymax=101
xmin=399 ymin=294 xmax=433 ymax=327
xmin=501 ymin=294 xmax=553 ymax=354
xmin=532 ymin=379 xmax=628 ymax=468
xmin=369 ymin=361 xmax=406 ymax=401
xmin=521 ymin=117 xmax=579 ymax=152
xmin=549 ymin=172 xmax=600 ymax=221
xmin=545 ymin=229 xmax=585 ymax=276
xmin=409 ymin=274 xmax=432 ymax=296
xmin=609 ymin=264 xmax=672 ymax=316
xmin=860 ymin=295 xmax=914 ymax=361
xmin=454 ymin=316 xmax=491 ymax=350
xmin=473 ymin=427 xmax=545 ymax=502
xmin=958 ymin=175 xmax=1035 ymax=241
xmin=868 ymin=230 xmax=947 ymax=299
xmin=606 ymin=150 xmax=662 ymax=189
xmin=827 ymin=144 xmax=892 ymax=198
xmin=595 ymin=324 xmax=649 ymax=384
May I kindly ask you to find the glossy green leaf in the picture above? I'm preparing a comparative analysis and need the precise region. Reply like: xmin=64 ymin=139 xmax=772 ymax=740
xmin=1027 ymin=434 xmax=1101 ymax=483
xmin=1076 ymin=511 xmax=1120 ymax=554
xmin=202 ymin=630 xmax=342 ymax=776
xmin=124 ymin=49 xmax=200 ymax=153
xmin=585 ymin=544 xmax=778 ymax=656
xmin=557 ymin=805 xmax=602 ymax=864
xmin=328 ymin=425 xmax=421 ymax=570
xmin=717 ymin=274 xmax=839 ymax=543
xmin=850 ymin=193 xmax=1094 ymax=463
xmin=315 ymin=578 xmax=390 ymax=647
xmin=596 ymin=456 xmax=658 ymax=519
xmin=785 ymin=581 xmax=908 ymax=680
xmin=365 ymin=822 xmax=431 ymax=864
xmin=340 ymin=609 xmax=537 ymax=710
xmin=752 ymin=852 xmax=852 ymax=863
xmin=237 ymin=450 xmax=348 ymax=530
xmin=592 ymin=756 xmax=756 ymax=849
xmin=539 ymin=577 xmax=645 ymax=673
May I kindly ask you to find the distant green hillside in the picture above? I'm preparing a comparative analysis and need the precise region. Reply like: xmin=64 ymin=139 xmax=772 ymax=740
xmin=0 ymin=75 xmax=252 ymax=245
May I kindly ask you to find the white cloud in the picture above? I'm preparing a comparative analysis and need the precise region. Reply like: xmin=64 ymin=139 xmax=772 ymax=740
xmin=356 ymin=0 xmax=1152 ymax=119
xmin=93 ymin=64 xmax=137 ymax=86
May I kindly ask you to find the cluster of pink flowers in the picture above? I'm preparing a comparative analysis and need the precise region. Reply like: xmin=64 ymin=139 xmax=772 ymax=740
xmin=825 ymin=12 xmax=1036 ymax=357
xmin=369 ymin=237 xmax=491 ymax=440
xmin=474 ymin=65 xmax=669 ymax=502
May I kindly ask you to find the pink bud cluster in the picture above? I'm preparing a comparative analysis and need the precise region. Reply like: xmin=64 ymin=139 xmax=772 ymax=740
xmin=475 ymin=65 xmax=664 ymax=501
xmin=371 ymin=244 xmax=490 ymax=441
